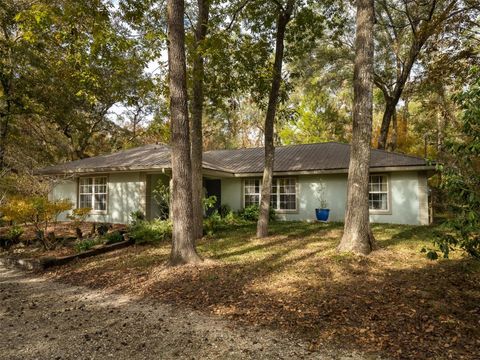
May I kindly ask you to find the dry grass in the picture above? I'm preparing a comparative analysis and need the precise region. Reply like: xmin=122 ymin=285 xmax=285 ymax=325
xmin=46 ymin=222 xmax=480 ymax=359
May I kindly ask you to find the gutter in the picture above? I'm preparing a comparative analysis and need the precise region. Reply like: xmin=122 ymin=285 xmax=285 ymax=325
xmin=231 ymin=165 xmax=437 ymax=178
xmin=36 ymin=164 xmax=436 ymax=178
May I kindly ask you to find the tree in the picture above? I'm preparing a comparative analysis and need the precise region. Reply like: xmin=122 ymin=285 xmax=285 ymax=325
xmin=276 ymin=7 xmax=353 ymax=146
xmin=190 ymin=0 xmax=210 ymax=241
xmin=374 ymin=0 xmax=478 ymax=150
xmin=337 ymin=0 xmax=375 ymax=255
xmin=167 ymin=0 xmax=202 ymax=265
xmin=257 ymin=0 xmax=296 ymax=238
xmin=0 ymin=0 xmax=32 ymax=170
xmin=432 ymin=69 xmax=480 ymax=259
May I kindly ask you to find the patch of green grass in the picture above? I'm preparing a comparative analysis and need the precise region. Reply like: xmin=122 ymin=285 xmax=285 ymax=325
xmin=372 ymin=224 xmax=439 ymax=252
xmin=195 ymin=222 xmax=451 ymax=268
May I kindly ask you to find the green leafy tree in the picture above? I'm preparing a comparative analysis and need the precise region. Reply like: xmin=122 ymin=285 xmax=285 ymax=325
xmin=373 ymin=0 xmax=478 ymax=150
xmin=433 ymin=70 xmax=480 ymax=259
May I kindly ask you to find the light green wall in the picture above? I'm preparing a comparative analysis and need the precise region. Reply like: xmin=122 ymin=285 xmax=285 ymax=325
xmin=50 ymin=180 xmax=77 ymax=212
xmin=369 ymin=171 xmax=421 ymax=225
xmin=221 ymin=178 xmax=243 ymax=211
xmin=220 ymin=171 xmax=427 ymax=225
xmin=51 ymin=172 xmax=147 ymax=224
xmin=107 ymin=172 xmax=146 ymax=224
xmin=51 ymin=170 xmax=428 ymax=226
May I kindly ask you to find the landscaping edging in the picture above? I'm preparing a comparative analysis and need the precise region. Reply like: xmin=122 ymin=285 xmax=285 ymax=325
xmin=0 ymin=238 xmax=134 ymax=271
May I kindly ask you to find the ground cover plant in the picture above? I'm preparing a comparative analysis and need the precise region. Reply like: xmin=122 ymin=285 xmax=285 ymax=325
xmin=46 ymin=221 xmax=480 ymax=359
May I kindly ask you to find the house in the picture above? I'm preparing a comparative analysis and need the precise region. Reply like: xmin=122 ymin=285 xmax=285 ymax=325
xmin=38 ymin=142 xmax=435 ymax=225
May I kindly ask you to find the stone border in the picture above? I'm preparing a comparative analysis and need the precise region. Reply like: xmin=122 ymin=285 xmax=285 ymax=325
xmin=0 ymin=238 xmax=133 ymax=271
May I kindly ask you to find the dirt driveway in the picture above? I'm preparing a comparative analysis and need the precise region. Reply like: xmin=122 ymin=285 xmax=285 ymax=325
xmin=0 ymin=266 xmax=369 ymax=360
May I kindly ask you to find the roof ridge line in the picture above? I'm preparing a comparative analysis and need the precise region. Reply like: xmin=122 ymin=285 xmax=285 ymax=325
xmin=204 ymin=141 xmax=347 ymax=153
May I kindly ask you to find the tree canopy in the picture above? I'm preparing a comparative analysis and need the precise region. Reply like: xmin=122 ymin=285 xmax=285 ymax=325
xmin=1 ymin=0 xmax=479 ymax=257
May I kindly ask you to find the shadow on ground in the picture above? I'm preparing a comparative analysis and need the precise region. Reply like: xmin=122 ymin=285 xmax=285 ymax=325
xmin=47 ymin=222 xmax=480 ymax=359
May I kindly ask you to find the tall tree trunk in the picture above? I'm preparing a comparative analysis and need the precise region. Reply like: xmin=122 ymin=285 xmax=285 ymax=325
xmin=402 ymin=97 xmax=409 ymax=142
xmin=167 ymin=0 xmax=202 ymax=265
xmin=0 ymin=114 xmax=9 ymax=170
xmin=256 ymin=0 xmax=295 ymax=238
xmin=337 ymin=0 xmax=375 ymax=255
xmin=377 ymin=99 xmax=396 ymax=150
xmin=387 ymin=108 xmax=397 ymax=151
xmin=436 ymin=109 xmax=446 ymax=158
xmin=191 ymin=0 xmax=210 ymax=241
xmin=0 ymin=79 xmax=12 ymax=170
xmin=377 ymin=36 xmax=432 ymax=149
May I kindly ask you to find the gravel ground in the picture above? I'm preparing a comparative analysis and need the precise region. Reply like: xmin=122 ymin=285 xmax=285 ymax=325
xmin=0 ymin=265 xmax=372 ymax=360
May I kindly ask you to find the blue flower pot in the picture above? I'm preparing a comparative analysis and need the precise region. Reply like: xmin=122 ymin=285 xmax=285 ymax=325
xmin=315 ymin=208 xmax=330 ymax=221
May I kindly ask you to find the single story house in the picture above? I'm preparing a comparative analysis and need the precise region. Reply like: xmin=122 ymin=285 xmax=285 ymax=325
xmin=37 ymin=142 xmax=435 ymax=225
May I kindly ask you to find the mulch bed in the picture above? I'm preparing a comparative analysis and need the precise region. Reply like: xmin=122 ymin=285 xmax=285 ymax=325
xmin=0 ymin=222 xmax=126 ymax=242
xmin=0 ymin=222 xmax=128 ymax=262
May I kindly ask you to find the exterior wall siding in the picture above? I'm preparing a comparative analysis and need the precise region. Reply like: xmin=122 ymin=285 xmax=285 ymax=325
xmin=221 ymin=178 xmax=243 ymax=212
xmin=50 ymin=180 xmax=77 ymax=217
xmin=221 ymin=171 xmax=425 ymax=225
xmin=51 ymin=172 xmax=147 ymax=224
xmin=51 ymin=170 xmax=427 ymax=226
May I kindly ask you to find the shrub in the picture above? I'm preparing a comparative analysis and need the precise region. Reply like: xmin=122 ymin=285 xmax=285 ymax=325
xmin=0 ymin=197 xmax=72 ymax=249
xmin=8 ymin=225 xmax=24 ymax=242
xmin=130 ymin=210 xmax=146 ymax=225
xmin=152 ymin=182 xmax=170 ymax=220
xmin=238 ymin=205 xmax=276 ymax=222
xmin=128 ymin=219 xmax=172 ymax=245
xmin=218 ymin=204 xmax=231 ymax=218
xmin=203 ymin=195 xmax=217 ymax=212
xmin=0 ymin=225 xmax=24 ymax=250
xmin=431 ymin=71 xmax=480 ymax=259
xmin=74 ymin=238 xmax=101 ymax=252
xmin=104 ymin=231 xmax=124 ymax=245
xmin=204 ymin=211 xmax=223 ymax=236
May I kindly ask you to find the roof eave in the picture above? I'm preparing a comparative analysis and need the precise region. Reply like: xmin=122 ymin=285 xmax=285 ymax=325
xmin=231 ymin=165 xmax=436 ymax=177
xmin=35 ymin=165 xmax=235 ymax=177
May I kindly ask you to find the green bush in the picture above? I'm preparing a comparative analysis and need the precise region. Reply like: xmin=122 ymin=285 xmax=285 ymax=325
xmin=75 ymin=238 xmax=101 ymax=252
xmin=238 ymin=205 xmax=276 ymax=222
xmin=204 ymin=211 xmax=223 ymax=236
xmin=128 ymin=219 xmax=172 ymax=245
xmin=218 ymin=204 xmax=231 ymax=218
xmin=152 ymin=182 xmax=170 ymax=220
xmin=130 ymin=210 xmax=146 ymax=225
xmin=0 ymin=226 xmax=24 ymax=250
xmin=8 ymin=225 xmax=24 ymax=242
xmin=431 ymin=70 xmax=480 ymax=259
xmin=104 ymin=231 xmax=124 ymax=245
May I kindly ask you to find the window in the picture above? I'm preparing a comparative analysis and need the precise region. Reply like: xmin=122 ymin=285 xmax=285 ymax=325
xmin=244 ymin=178 xmax=297 ymax=211
xmin=244 ymin=179 xmax=260 ymax=207
xmin=79 ymin=177 xmax=107 ymax=212
xmin=369 ymin=175 xmax=388 ymax=211
xmin=272 ymin=178 xmax=296 ymax=210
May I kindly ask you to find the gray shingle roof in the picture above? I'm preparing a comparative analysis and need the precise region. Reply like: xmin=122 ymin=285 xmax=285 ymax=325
xmin=37 ymin=142 xmax=430 ymax=175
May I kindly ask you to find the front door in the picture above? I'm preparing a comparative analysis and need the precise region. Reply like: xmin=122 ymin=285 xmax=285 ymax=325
xmin=204 ymin=179 xmax=221 ymax=216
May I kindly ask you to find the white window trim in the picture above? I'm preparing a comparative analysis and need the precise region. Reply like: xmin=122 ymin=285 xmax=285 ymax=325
xmin=78 ymin=176 xmax=109 ymax=214
xmin=368 ymin=174 xmax=391 ymax=215
xmin=242 ymin=177 xmax=298 ymax=213
xmin=243 ymin=179 xmax=261 ymax=208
